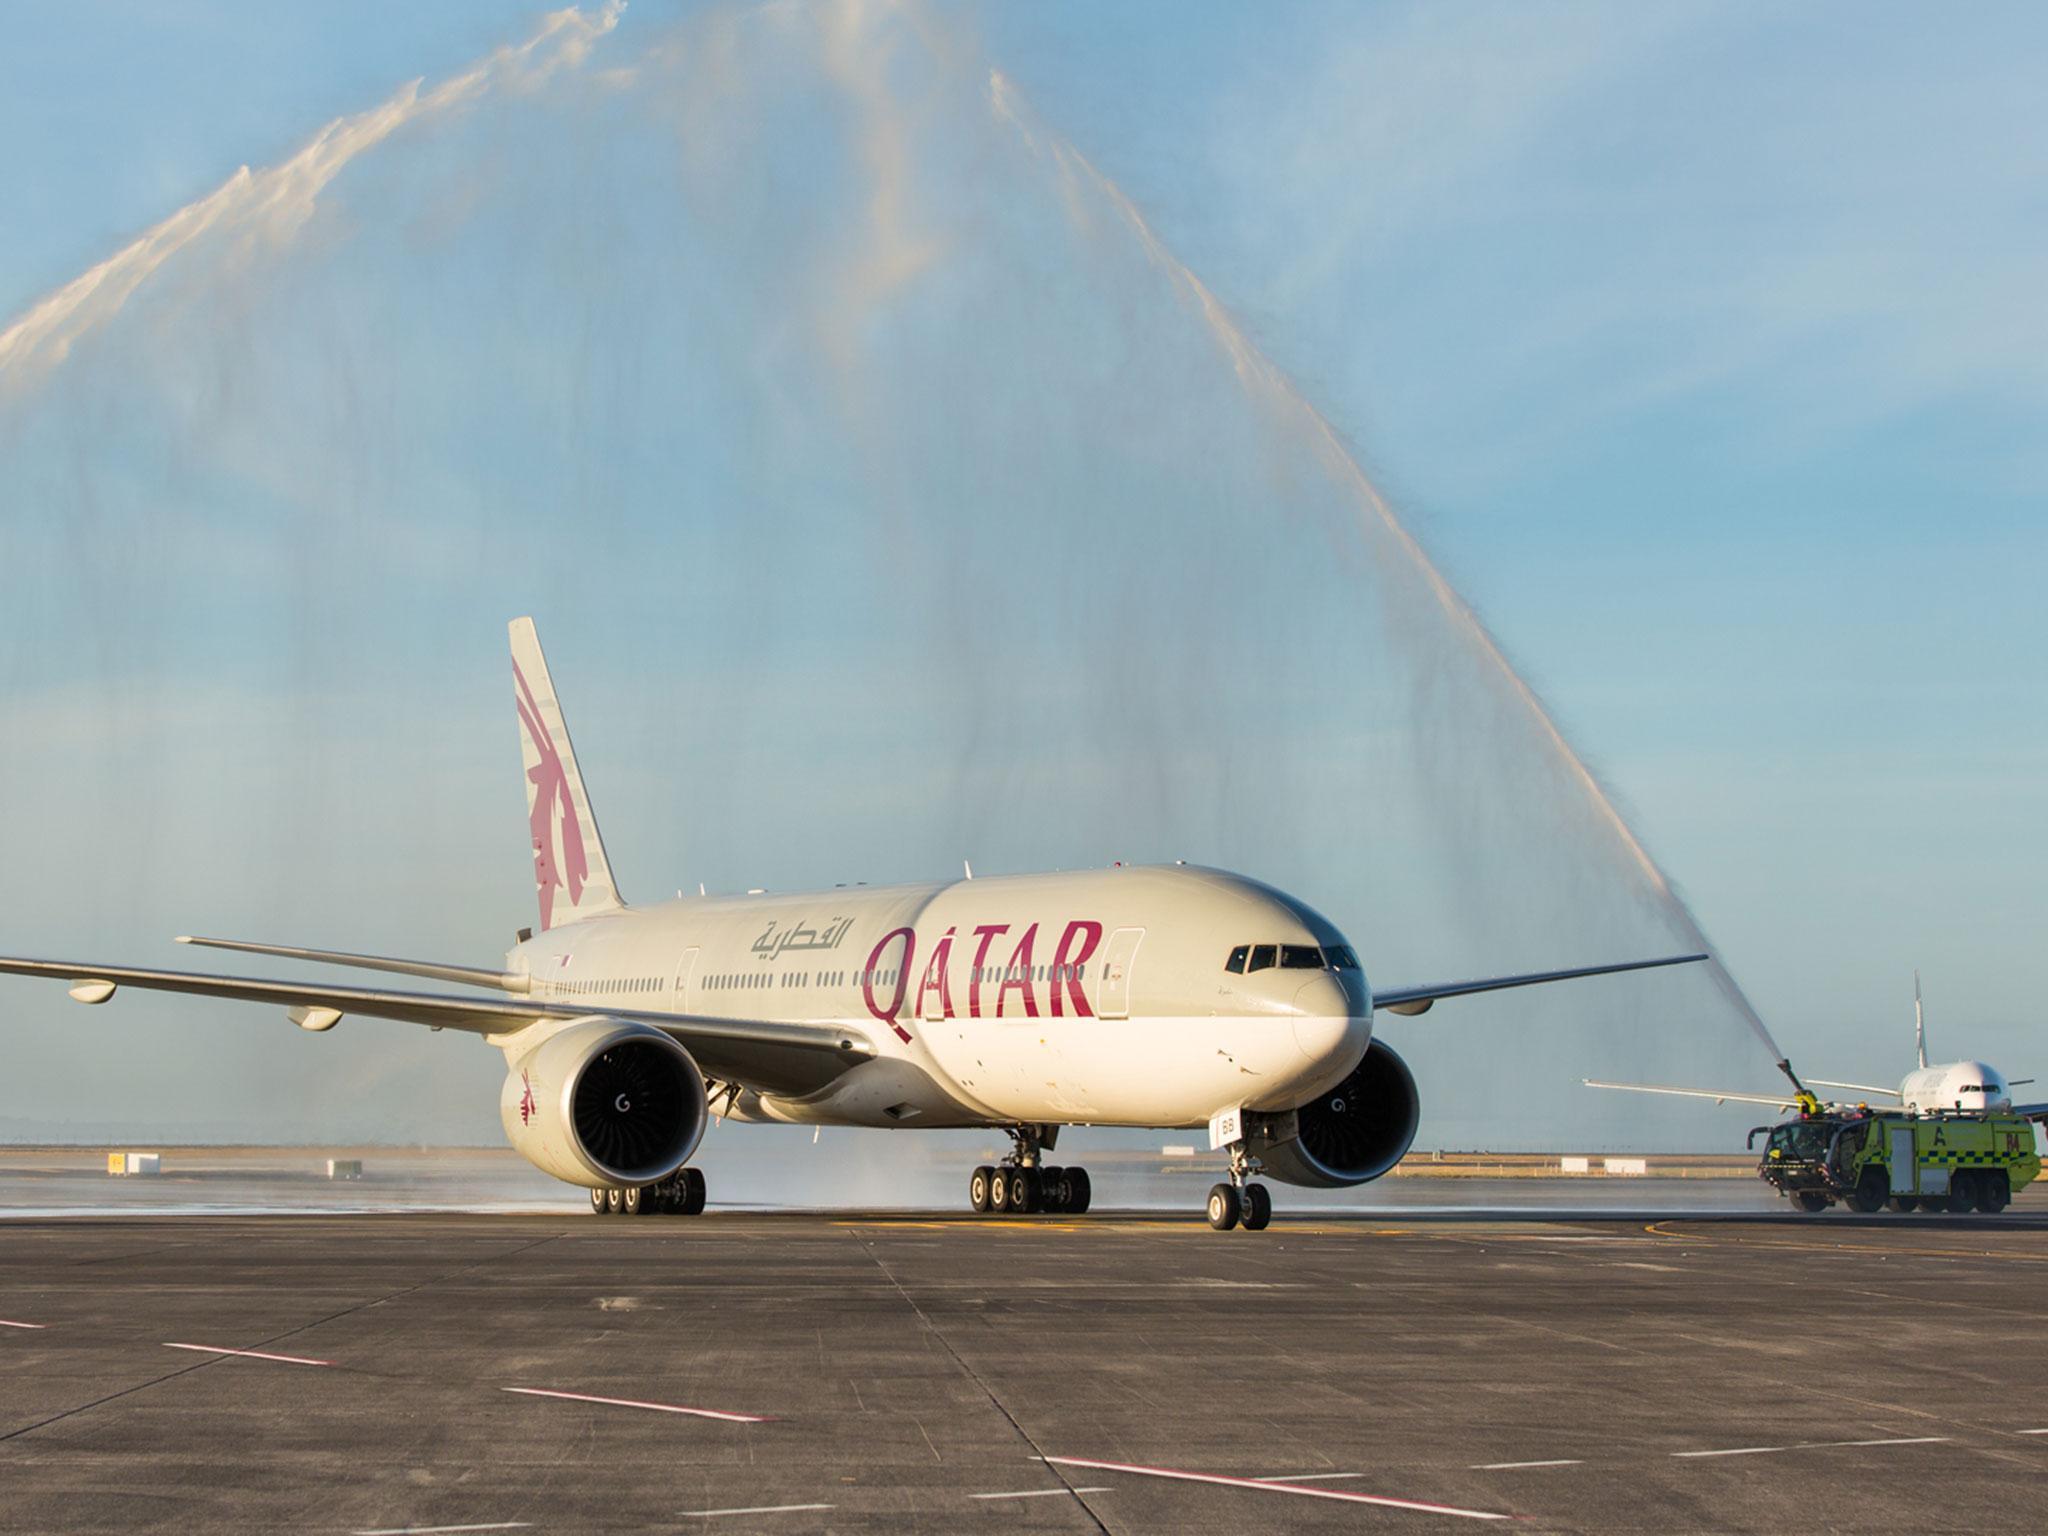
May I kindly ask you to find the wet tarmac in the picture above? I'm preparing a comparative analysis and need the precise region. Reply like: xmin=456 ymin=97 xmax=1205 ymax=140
xmin=4 ymin=1194 xmax=2045 ymax=1532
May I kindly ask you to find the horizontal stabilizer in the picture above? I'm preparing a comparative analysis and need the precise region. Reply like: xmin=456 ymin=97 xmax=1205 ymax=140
xmin=1374 ymin=953 xmax=1707 ymax=1016
xmin=177 ymin=935 xmax=526 ymax=993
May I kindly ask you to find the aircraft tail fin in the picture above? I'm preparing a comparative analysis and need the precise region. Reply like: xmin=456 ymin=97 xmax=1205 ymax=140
xmin=1914 ymin=970 xmax=1928 ymax=1070
xmin=510 ymin=617 xmax=624 ymax=931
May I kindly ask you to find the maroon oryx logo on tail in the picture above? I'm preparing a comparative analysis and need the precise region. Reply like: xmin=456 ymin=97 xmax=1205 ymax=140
xmin=514 ymin=658 xmax=587 ymax=932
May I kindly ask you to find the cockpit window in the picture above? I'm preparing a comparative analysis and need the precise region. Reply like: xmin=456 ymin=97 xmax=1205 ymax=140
xmin=1247 ymin=944 xmax=1277 ymax=973
xmin=1225 ymin=945 xmax=1249 ymax=974
xmin=1325 ymin=946 xmax=1360 ymax=971
xmin=1280 ymin=945 xmax=1322 ymax=969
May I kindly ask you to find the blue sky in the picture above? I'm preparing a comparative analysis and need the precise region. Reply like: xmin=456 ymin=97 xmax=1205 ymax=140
xmin=0 ymin=2 xmax=2042 ymax=1155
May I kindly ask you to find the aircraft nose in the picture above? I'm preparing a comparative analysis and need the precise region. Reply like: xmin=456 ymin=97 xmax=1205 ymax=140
xmin=1291 ymin=974 xmax=1363 ymax=1065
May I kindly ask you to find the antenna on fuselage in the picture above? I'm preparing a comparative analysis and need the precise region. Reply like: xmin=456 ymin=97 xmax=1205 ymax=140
xmin=1914 ymin=969 xmax=1928 ymax=1069
xmin=963 ymin=859 xmax=974 ymax=880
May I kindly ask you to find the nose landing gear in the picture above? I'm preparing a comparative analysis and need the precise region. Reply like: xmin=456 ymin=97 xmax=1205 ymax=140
xmin=967 ymin=1127 xmax=1093 ymax=1217
xmin=1208 ymin=1142 xmax=1272 ymax=1232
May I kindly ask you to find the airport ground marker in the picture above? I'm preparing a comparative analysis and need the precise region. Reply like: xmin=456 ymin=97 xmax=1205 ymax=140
xmin=502 ymin=1386 xmax=771 ymax=1423
xmin=673 ymin=1504 xmax=833 ymax=1518
xmin=1042 ymin=1456 xmax=1513 ymax=1520
xmin=164 ymin=1342 xmax=333 ymax=1366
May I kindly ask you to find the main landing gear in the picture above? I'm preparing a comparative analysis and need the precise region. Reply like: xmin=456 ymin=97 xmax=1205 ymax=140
xmin=1207 ymin=1142 xmax=1272 ymax=1232
xmin=589 ymin=1166 xmax=707 ymax=1217
xmin=968 ymin=1126 xmax=1093 ymax=1216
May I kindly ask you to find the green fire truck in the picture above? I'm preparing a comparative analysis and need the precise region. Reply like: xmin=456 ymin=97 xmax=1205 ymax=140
xmin=1751 ymin=1108 xmax=2040 ymax=1214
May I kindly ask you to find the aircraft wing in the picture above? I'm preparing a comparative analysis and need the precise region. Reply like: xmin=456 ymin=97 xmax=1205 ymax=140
xmin=1806 ymin=1078 xmax=1901 ymax=1099
xmin=1584 ymin=1078 xmax=1802 ymax=1110
xmin=2009 ymin=1100 xmax=2048 ymax=1123
xmin=0 ymin=955 xmax=873 ymax=1097
xmin=175 ymin=934 xmax=525 ymax=992
xmin=1373 ymin=953 xmax=1707 ymax=1016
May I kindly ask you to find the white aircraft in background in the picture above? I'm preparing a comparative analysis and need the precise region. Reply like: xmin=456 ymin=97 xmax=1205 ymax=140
xmin=1589 ymin=973 xmax=2047 ymax=1122
xmin=2 ymin=620 xmax=1707 ymax=1231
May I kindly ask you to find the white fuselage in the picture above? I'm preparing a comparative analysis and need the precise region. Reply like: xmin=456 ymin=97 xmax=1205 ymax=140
xmin=504 ymin=863 xmax=1374 ymax=1132
xmin=1900 ymin=1060 xmax=2012 ymax=1116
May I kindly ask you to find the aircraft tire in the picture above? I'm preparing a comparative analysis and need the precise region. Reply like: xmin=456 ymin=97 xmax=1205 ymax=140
xmin=1065 ymin=1167 xmax=1092 ymax=1215
xmin=621 ymin=1185 xmax=646 ymax=1216
xmin=990 ymin=1169 xmax=1011 ymax=1212
xmin=680 ymin=1167 xmax=707 ymax=1215
xmin=1946 ymin=1172 xmax=1978 ymax=1214
xmin=1014 ymin=1169 xmax=1041 ymax=1214
xmin=1240 ymin=1183 xmax=1272 ymax=1231
xmin=969 ymin=1166 xmax=995 ymax=1213
xmin=590 ymin=1187 xmax=611 ymax=1216
xmin=1207 ymin=1183 xmax=1241 ymax=1231
xmin=1040 ymin=1167 xmax=1067 ymax=1213
xmin=1978 ymin=1173 xmax=2010 ymax=1214
xmin=606 ymin=1186 xmax=624 ymax=1215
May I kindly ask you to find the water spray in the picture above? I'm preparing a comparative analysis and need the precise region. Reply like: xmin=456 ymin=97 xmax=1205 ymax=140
xmin=987 ymin=68 xmax=1796 ymax=1086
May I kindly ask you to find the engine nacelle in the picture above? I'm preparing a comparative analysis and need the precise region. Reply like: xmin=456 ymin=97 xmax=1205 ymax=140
xmin=501 ymin=1017 xmax=708 ymax=1189
xmin=1248 ymin=1038 xmax=1420 ymax=1188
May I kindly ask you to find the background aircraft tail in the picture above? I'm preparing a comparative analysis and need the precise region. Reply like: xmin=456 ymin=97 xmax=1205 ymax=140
xmin=510 ymin=617 xmax=624 ymax=932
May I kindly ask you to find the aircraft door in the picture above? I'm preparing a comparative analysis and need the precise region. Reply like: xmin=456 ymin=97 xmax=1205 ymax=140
xmin=1097 ymin=927 xmax=1145 ymax=1020
xmin=1888 ymin=1125 xmax=1916 ymax=1195
xmin=673 ymin=947 xmax=699 ymax=1008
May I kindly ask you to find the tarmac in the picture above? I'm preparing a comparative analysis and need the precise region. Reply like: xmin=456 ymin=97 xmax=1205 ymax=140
xmin=4 ymin=1196 xmax=2048 ymax=1533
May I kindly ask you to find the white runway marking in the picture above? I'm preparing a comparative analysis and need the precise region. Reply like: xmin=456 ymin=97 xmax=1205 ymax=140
xmin=1474 ymin=1460 xmax=1582 ymax=1470
xmin=675 ymin=1504 xmax=833 ymax=1518
xmin=1674 ymin=1436 xmax=1950 ymax=1459
xmin=352 ymin=1524 xmax=533 ymax=1535
xmin=502 ymin=1386 xmax=770 ymax=1423
xmin=2019 ymin=1429 xmax=2048 ymax=1436
xmin=164 ymin=1342 xmax=333 ymax=1366
xmin=1042 ymin=1457 xmax=1512 ymax=1521
xmin=1255 ymin=1472 xmax=1366 ymax=1482
xmin=0 ymin=1319 xmax=47 ymax=1329
xmin=970 ymin=1487 xmax=1112 ymax=1500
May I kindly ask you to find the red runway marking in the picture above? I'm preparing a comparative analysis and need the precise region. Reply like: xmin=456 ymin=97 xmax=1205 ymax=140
xmin=1042 ymin=1456 xmax=1514 ymax=1521
xmin=164 ymin=1342 xmax=333 ymax=1366
xmin=501 ymin=1387 xmax=771 ymax=1423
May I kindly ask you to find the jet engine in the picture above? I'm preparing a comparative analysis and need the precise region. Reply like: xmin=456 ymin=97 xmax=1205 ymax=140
xmin=501 ymin=1017 xmax=709 ymax=1189
xmin=1249 ymin=1039 xmax=1420 ymax=1188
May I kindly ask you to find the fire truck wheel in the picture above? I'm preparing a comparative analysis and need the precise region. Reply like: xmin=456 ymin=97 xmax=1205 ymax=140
xmin=1844 ymin=1170 xmax=1886 ymax=1213
xmin=1978 ymin=1173 xmax=2010 ymax=1214
xmin=1794 ymin=1191 xmax=1828 ymax=1213
xmin=1946 ymin=1172 xmax=1978 ymax=1214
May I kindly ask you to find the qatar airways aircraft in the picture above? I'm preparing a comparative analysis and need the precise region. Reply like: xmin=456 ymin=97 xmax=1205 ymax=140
xmin=0 ymin=620 xmax=1708 ymax=1230
xmin=1588 ymin=975 xmax=2047 ymax=1122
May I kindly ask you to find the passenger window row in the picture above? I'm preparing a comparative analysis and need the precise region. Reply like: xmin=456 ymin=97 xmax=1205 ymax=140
xmin=1224 ymin=943 xmax=1360 ymax=975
